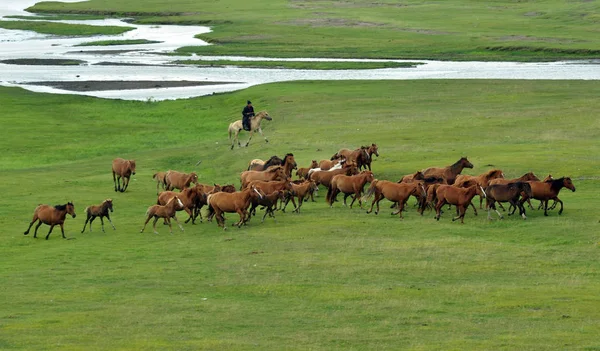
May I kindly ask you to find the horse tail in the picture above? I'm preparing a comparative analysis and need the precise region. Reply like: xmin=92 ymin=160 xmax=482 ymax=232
xmin=361 ymin=180 xmax=377 ymax=202
xmin=326 ymin=183 xmax=336 ymax=205
xmin=228 ymin=123 xmax=233 ymax=141
xmin=84 ymin=206 xmax=90 ymax=215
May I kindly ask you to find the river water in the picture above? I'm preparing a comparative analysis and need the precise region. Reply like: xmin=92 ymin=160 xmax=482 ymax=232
xmin=1 ymin=0 xmax=599 ymax=101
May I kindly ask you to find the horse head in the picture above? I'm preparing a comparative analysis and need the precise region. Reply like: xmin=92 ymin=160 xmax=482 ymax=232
xmin=460 ymin=157 xmax=474 ymax=169
xmin=258 ymin=111 xmax=272 ymax=121
xmin=129 ymin=160 xmax=137 ymax=175
xmin=370 ymin=144 xmax=379 ymax=157
xmin=562 ymin=177 xmax=576 ymax=192
xmin=251 ymin=185 xmax=265 ymax=200
xmin=67 ymin=202 xmax=76 ymax=218
xmin=283 ymin=153 xmax=297 ymax=169
xmin=310 ymin=160 xmax=318 ymax=168
xmin=362 ymin=170 xmax=375 ymax=183
xmin=105 ymin=199 xmax=114 ymax=212
xmin=543 ymin=174 xmax=554 ymax=182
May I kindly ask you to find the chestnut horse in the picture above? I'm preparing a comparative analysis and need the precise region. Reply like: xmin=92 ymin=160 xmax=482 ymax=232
xmin=422 ymin=157 xmax=473 ymax=185
xmin=207 ymin=186 xmax=264 ymax=229
xmin=363 ymin=180 xmax=425 ymax=218
xmin=157 ymin=186 xmax=204 ymax=224
xmin=296 ymin=160 xmax=318 ymax=179
xmin=81 ymin=199 xmax=115 ymax=233
xmin=140 ymin=197 xmax=184 ymax=235
xmin=282 ymin=180 xmax=319 ymax=213
xmin=326 ymin=171 xmax=375 ymax=208
xmin=240 ymin=166 xmax=288 ymax=189
xmin=434 ymin=184 xmax=485 ymax=223
xmin=152 ymin=171 xmax=168 ymax=195
xmin=454 ymin=169 xmax=504 ymax=209
xmin=24 ymin=202 xmax=76 ymax=240
xmin=165 ymin=171 xmax=198 ymax=191
xmin=309 ymin=164 xmax=359 ymax=189
xmin=489 ymin=172 xmax=539 ymax=185
xmin=485 ymin=182 xmax=532 ymax=220
xmin=334 ymin=147 xmax=370 ymax=170
xmin=519 ymin=177 xmax=576 ymax=216
xmin=398 ymin=171 xmax=424 ymax=183
xmin=362 ymin=144 xmax=379 ymax=171
xmin=112 ymin=158 xmax=136 ymax=192
xmin=228 ymin=111 xmax=272 ymax=149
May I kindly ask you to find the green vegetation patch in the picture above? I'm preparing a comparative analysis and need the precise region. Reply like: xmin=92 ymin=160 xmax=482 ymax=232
xmin=75 ymin=39 xmax=162 ymax=46
xmin=0 ymin=58 xmax=86 ymax=66
xmin=174 ymin=59 xmax=421 ymax=70
xmin=0 ymin=20 xmax=134 ymax=36
xmin=6 ymin=14 xmax=107 ymax=21
xmin=1 ymin=80 xmax=600 ymax=349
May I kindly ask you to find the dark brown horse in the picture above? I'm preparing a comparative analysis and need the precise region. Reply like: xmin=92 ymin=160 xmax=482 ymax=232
xmin=24 ymin=202 xmax=76 ymax=240
xmin=247 ymin=179 xmax=294 ymax=216
xmin=485 ymin=182 xmax=532 ymax=220
xmin=363 ymin=180 xmax=425 ymax=218
xmin=165 ymin=170 xmax=198 ymax=191
xmin=520 ymin=177 xmax=576 ymax=216
xmin=422 ymin=157 xmax=473 ymax=185
xmin=207 ymin=186 xmax=264 ymax=229
xmin=81 ymin=199 xmax=115 ymax=233
xmin=140 ymin=197 xmax=184 ymax=235
xmin=247 ymin=155 xmax=283 ymax=171
xmin=112 ymin=158 xmax=136 ymax=192
xmin=434 ymin=184 xmax=485 ymax=223
xmin=326 ymin=170 xmax=375 ymax=208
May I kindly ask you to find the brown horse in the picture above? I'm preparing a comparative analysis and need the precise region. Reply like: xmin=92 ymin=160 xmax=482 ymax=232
xmin=326 ymin=170 xmax=375 ymax=208
xmin=252 ymin=190 xmax=287 ymax=223
xmin=485 ymin=182 xmax=533 ymax=220
xmin=309 ymin=163 xmax=359 ymax=189
xmin=165 ymin=171 xmax=198 ymax=191
xmin=520 ymin=177 xmax=576 ymax=216
xmin=157 ymin=186 xmax=204 ymax=224
xmin=334 ymin=147 xmax=370 ymax=170
xmin=454 ymin=169 xmax=504 ymax=209
xmin=282 ymin=180 xmax=319 ymax=213
xmin=247 ymin=179 xmax=294 ymax=216
xmin=318 ymin=157 xmax=344 ymax=171
xmin=422 ymin=157 xmax=473 ymax=185
xmin=434 ymin=184 xmax=485 ymax=223
xmin=24 ymin=202 xmax=76 ymax=240
xmin=296 ymin=160 xmax=318 ymax=179
xmin=228 ymin=111 xmax=272 ymax=149
xmin=207 ymin=186 xmax=264 ymax=229
xmin=398 ymin=171 xmax=425 ymax=183
xmin=81 ymin=199 xmax=115 ymax=233
xmin=489 ymin=172 xmax=539 ymax=185
xmin=240 ymin=166 xmax=288 ymax=189
xmin=280 ymin=153 xmax=298 ymax=178
xmin=247 ymin=155 xmax=283 ymax=171
xmin=140 ymin=197 xmax=184 ymax=235
xmin=362 ymin=144 xmax=379 ymax=171
xmin=112 ymin=158 xmax=136 ymax=192
xmin=363 ymin=180 xmax=425 ymax=218
xmin=152 ymin=171 xmax=168 ymax=195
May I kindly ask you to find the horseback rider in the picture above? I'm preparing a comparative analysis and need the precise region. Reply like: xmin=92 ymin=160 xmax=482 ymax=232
xmin=242 ymin=100 xmax=255 ymax=131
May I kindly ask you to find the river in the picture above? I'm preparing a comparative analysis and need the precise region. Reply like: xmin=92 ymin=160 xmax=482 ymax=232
xmin=1 ymin=0 xmax=599 ymax=101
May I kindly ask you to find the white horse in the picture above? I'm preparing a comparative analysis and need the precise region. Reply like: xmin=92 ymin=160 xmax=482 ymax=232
xmin=228 ymin=111 xmax=272 ymax=149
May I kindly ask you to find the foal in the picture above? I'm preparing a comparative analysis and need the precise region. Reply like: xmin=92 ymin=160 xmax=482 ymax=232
xmin=24 ymin=202 xmax=76 ymax=240
xmin=140 ymin=197 xmax=184 ymax=234
xmin=81 ymin=199 xmax=115 ymax=233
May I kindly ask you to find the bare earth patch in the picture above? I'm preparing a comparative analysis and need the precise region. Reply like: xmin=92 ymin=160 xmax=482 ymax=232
xmin=22 ymin=80 xmax=239 ymax=92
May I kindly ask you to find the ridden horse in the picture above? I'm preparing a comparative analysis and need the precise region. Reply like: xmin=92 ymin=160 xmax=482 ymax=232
xmin=207 ymin=186 xmax=264 ymax=229
xmin=247 ymin=155 xmax=283 ymax=171
xmin=228 ymin=111 xmax=272 ymax=149
xmin=520 ymin=177 xmax=576 ymax=216
xmin=152 ymin=171 xmax=168 ymax=195
xmin=454 ymin=169 xmax=504 ymax=209
xmin=165 ymin=171 xmax=198 ymax=191
xmin=296 ymin=160 xmax=319 ymax=179
xmin=434 ymin=184 xmax=485 ymax=223
xmin=363 ymin=180 xmax=426 ymax=218
xmin=157 ymin=186 xmax=204 ymax=224
xmin=485 ymin=182 xmax=533 ymax=220
xmin=112 ymin=158 xmax=136 ymax=192
xmin=282 ymin=180 xmax=319 ymax=213
xmin=422 ymin=157 xmax=473 ymax=185
xmin=81 ymin=199 xmax=115 ymax=233
xmin=24 ymin=202 xmax=76 ymax=240
xmin=240 ymin=166 xmax=289 ymax=189
xmin=326 ymin=171 xmax=375 ymax=208
xmin=140 ymin=197 xmax=185 ymax=235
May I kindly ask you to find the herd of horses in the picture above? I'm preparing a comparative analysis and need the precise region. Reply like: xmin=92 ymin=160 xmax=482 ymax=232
xmin=23 ymin=142 xmax=577 ymax=238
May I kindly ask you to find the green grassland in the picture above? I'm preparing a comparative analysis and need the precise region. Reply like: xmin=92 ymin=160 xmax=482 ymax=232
xmin=0 ymin=20 xmax=133 ymax=36
xmin=1 ymin=80 xmax=599 ymax=349
xmin=26 ymin=0 xmax=600 ymax=61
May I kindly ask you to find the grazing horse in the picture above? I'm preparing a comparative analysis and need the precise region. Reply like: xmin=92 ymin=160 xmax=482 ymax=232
xmin=296 ymin=160 xmax=319 ymax=179
xmin=152 ymin=171 xmax=168 ymax=195
xmin=326 ymin=170 xmax=375 ymax=208
xmin=282 ymin=180 xmax=319 ymax=213
xmin=434 ymin=184 xmax=485 ymax=223
xmin=363 ymin=180 xmax=425 ymax=218
xmin=24 ymin=202 xmax=76 ymax=240
xmin=157 ymin=186 xmax=204 ymax=224
xmin=454 ymin=169 xmax=504 ymax=209
xmin=81 ymin=199 xmax=115 ymax=233
xmin=486 ymin=182 xmax=533 ymax=220
xmin=207 ymin=186 xmax=264 ymax=229
xmin=112 ymin=158 xmax=136 ymax=192
xmin=140 ymin=197 xmax=185 ymax=235
xmin=422 ymin=157 xmax=473 ymax=185
xmin=247 ymin=155 xmax=283 ymax=171
xmin=228 ymin=111 xmax=272 ymax=149
xmin=240 ymin=166 xmax=288 ymax=189
xmin=520 ymin=177 xmax=576 ymax=216
xmin=165 ymin=171 xmax=198 ymax=191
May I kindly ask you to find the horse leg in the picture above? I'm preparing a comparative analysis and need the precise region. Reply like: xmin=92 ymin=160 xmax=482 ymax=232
xmin=469 ymin=201 xmax=478 ymax=216
xmin=113 ymin=171 xmax=118 ymax=192
xmin=343 ymin=193 xmax=351 ymax=207
xmin=98 ymin=216 xmax=106 ymax=232
xmin=45 ymin=225 xmax=55 ymax=240
xmin=184 ymin=208 xmax=194 ymax=224
xmin=235 ymin=209 xmax=245 ymax=227
xmin=434 ymin=199 xmax=445 ymax=221
xmin=366 ymin=195 xmax=376 ymax=214
xmin=140 ymin=215 xmax=152 ymax=233
xmin=106 ymin=213 xmax=116 ymax=230
xmin=24 ymin=216 xmax=39 ymax=235
xmin=116 ymin=175 xmax=122 ymax=192
xmin=452 ymin=205 xmax=465 ymax=223
xmin=32 ymin=221 xmax=43 ymax=238
xmin=556 ymin=197 xmax=564 ymax=215
xmin=121 ymin=176 xmax=129 ymax=192
xmin=81 ymin=214 xmax=90 ymax=233
xmin=59 ymin=223 xmax=67 ymax=239
xmin=257 ymin=127 xmax=269 ymax=143
xmin=245 ymin=130 xmax=254 ymax=147
xmin=152 ymin=217 xmax=160 ymax=234
xmin=172 ymin=215 xmax=185 ymax=232
xmin=518 ymin=201 xmax=527 ymax=220
xmin=543 ymin=200 xmax=549 ymax=216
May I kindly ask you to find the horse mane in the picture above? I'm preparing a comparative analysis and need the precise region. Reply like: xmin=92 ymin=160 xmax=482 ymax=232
xmin=282 ymin=153 xmax=294 ymax=166
xmin=550 ymin=177 xmax=567 ymax=191
xmin=54 ymin=204 xmax=67 ymax=210
xmin=264 ymin=156 xmax=283 ymax=169
xmin=485 ymin=169 xmax=503 ymax=179
xmin=265 ymin=165 xmax=283 ymax=173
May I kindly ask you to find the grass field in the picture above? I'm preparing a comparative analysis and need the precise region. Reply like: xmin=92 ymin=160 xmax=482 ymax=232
xmin=25 ymin=0 xmax=600 ymax=61
xmin=1 ymin=80 xmax=599 ymax=350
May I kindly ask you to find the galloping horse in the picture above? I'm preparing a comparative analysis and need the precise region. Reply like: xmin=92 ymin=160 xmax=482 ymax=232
xmin=296 ymin=160 xmax=318 ymax=179
xmin=362 ymin=144 xmax=379 ymax=171
xmin=240 ymin=166 xmax=289 ymax=189
xmin=326 ymin=171 xmax=375 ymax=208
xmin=434 ymin=184 xmax=485 ymax=223
xmin=281 ymin=153 xmax=297 ymax=178
xmin=112 ymin=158 xmax=136 ymax=192
xmin=454 ymin=169 xmax=504 ymax=209
xmin=207 ymin=186 xmax=264 ymax=229
xmin=81 ymin=199 xmax=115 ymax=233
xmin=247 ymin=155 xmax=283 ymax=171
xmin=519 ymin=177 xmax=576 ymax=216
xmin=24 ymin=202 xmax=76 ymax=240
xmin=422 ymin=157 xmax=473 ymax=185
xmin=140 ymin=197 xmax=185 ymax=235
xmin=485 ymin=182 xmax=533 ymax=220
xmin=165 ymin=171 xmax=198 ymax=191
xmin=334 ymin=147 xmax=370 ymax=170
xmin=363 ymin=180 xmax=426 ymax=218
xmin=157 ymin=186 xmax=204 ymax=224
xmin=228 ymin=111 xmax=272 ymax=149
